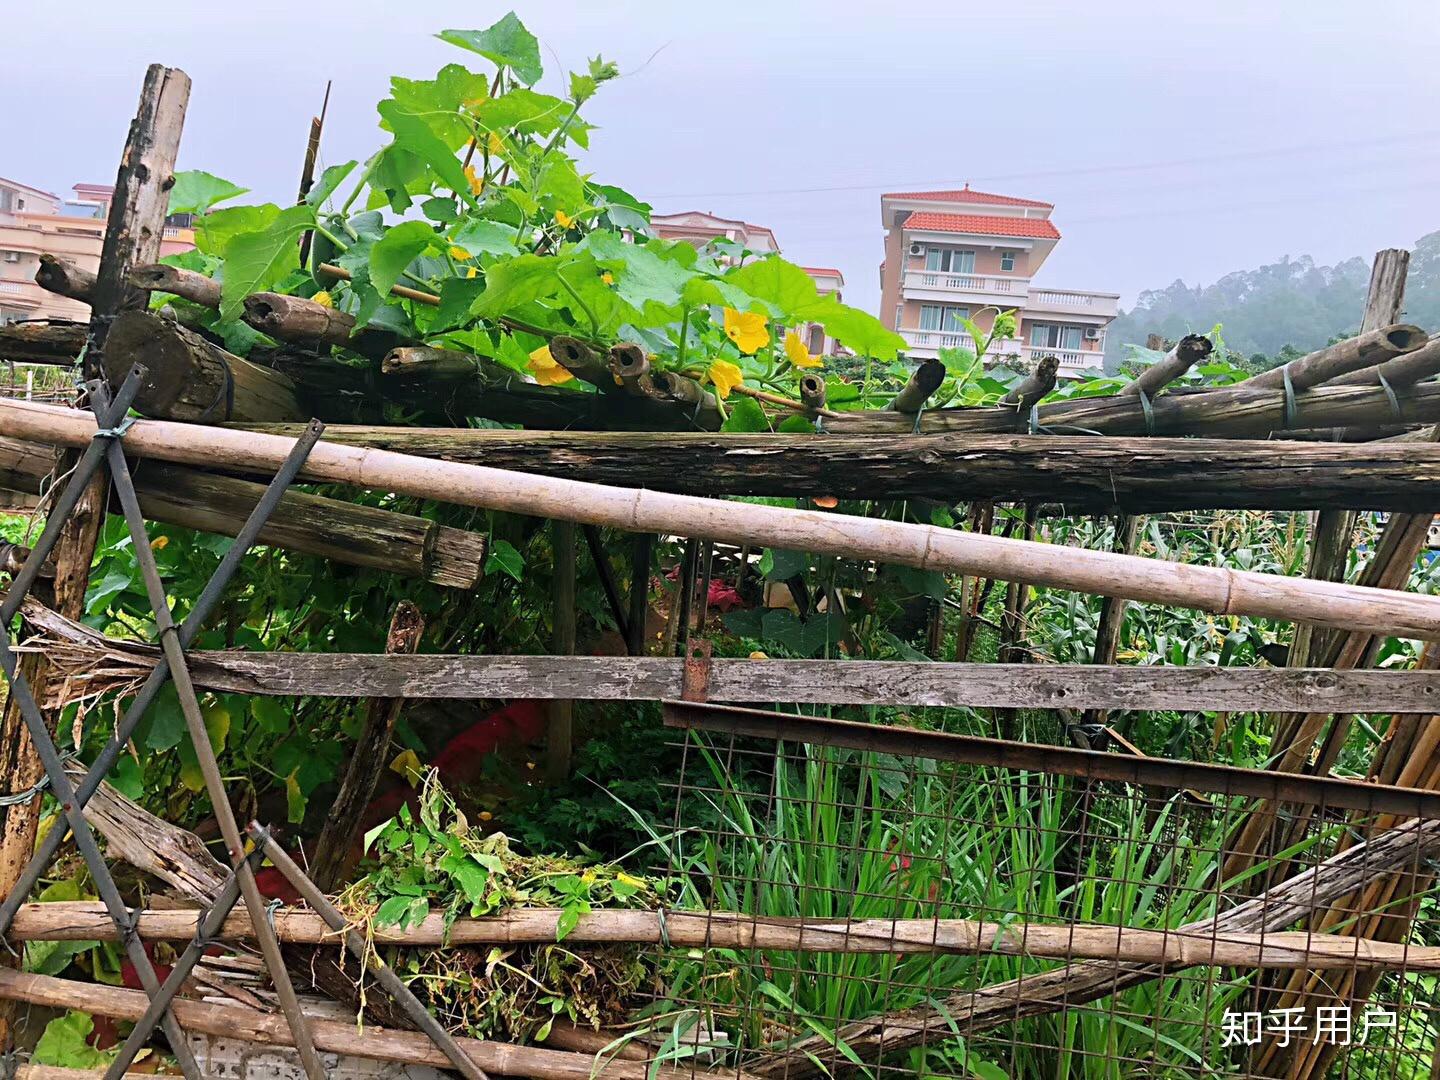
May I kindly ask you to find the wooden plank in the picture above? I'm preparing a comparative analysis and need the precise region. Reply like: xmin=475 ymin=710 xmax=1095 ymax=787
xmin=23 ymin=610 xmax=1440 ymax=712
xmin=229 ymin=427 xmax=1440 ymax=512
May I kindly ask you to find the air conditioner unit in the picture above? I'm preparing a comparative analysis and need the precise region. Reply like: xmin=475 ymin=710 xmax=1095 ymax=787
xmin=908 ymin=242 xmax=925 ymax=257
xmin=1084 ymin=327 xmax=1103 ymax=340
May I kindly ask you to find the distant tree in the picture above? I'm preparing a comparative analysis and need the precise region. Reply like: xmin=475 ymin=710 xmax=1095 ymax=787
xmin=1105 ymin=231 xmax=1440 ymax=367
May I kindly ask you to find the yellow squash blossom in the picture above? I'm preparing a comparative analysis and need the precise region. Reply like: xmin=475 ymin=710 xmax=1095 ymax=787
xmin=150 ymin=535 xmax=169 ymax=551
xmin=528 ymin=344 xmax=575 ymax=386
xmin=448 ymin=245 xmax=472 ymax=261
xmin=784 ymin=330 xmax=822 ymax=369
xmin=555 ymin=209 xmax=575 ymax=228
xmin=722 ymin=308 xmax=769 ymax=354
xmin=466 ymin=266 xmax=478 ymax=279
xmin=708 ymin=359 xmax=745 ymax=399
xmin=311 ymin=290 xmax=333 ymax=309
xmin=463 ymin=163 xmax=484 ymax=196
xmin=601 ymin=271 xmax=614 ymax=285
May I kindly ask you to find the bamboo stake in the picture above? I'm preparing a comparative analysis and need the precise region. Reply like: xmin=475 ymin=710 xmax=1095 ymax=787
xmin=8 ymin=398 xmax=1440 ymax=641
xmin=9 ymin=902 xmax=1440 ymax=970
xmin=1247 ymin=322 xmax=1424 ymax=391
xmin=1119 ymin=334 xmax=1212 ymax=397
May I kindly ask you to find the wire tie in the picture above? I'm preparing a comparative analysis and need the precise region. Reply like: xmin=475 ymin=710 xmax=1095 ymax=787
xmin=656 ymin=906 xmax=670 ymax=949
xmin=91 ymin=416 xmax=137 ymax=440
xmin=1137 ymin=388 xmax=1156 ymax=436
xmin=197 ymin=357 xmax=236 ymax=423
xmin=1281 ymin=366 xmax=1298 ymax=430
xmin=265 ymin=897 xmax=284 ymax=930
xmin=1377 ymin=372 xmax=1403 ymax=421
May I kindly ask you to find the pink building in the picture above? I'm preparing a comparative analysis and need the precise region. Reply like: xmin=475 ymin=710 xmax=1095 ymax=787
xmin=0 ymin=178 xmax=195 ymax=325
xmin=878 ymin=186 xmax=1118 ymax=377
xmin=648 ymin=211 xmax=847 ymax=354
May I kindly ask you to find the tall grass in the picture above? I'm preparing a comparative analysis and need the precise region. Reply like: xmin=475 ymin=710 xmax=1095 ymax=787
xmin=634 ymin=731 xmax=1271 ymax=1078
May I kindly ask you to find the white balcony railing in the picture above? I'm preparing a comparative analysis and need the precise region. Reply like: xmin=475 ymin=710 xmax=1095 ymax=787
xmin=900 ymin=329 xmax=1106 ymax=377
xmin=1026 ymin=288 xmax=1120 ymax=318
xmin=903 ymin=270 xmax=1030 ymax=300
xmin=0 ymin=281 xmax=23 ymax=294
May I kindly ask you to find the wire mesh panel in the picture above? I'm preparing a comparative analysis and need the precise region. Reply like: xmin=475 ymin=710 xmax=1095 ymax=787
xmin=637 ymin=706 xmax=1440 ymax=1080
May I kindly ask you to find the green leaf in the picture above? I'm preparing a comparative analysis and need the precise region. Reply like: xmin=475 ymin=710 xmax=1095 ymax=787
xmin=369 ymin=220 xmax=436 ymax=302
xmin=168 ymin=170 xmax=249 ymax=216
xmin=195 ymin=203 xmax=280 ymax=257
xmin=555 ymin=901 xmax=586 ymax=941
xmin=485 ymin=539 xmax=525 ymax=582
xmin=375 ymin=895 xmax=414 ymax=927
xmin=438 ymin=13 xmax=544 ymax=86
xmin=422 ymin=197 xmax=459 ymax=224
xmin=377 ymin=100 xmax=477 ymax=209
xmin=219 ymin=203 xmax=316 ymax=321
xmin=777 ymin=414 xmax=814 ymax=433
xmin=34 ymin=1011 xmax=115 ymax=1069
xmin=474 ymin=88 xmax=570 ymax=138
xmin=305 ymin=160 xmax=359 ymax=208
xmin=450 ymin=219 xmax=521 ymax=258
xmin=721 ymin=396 xmax=768 ymax=433
xmin=725 ymin=257 xmax=819 ymax=316
xmin=387 ymin=65 xmax=491 ymax=147
xmin=251 ymin=696 xmax=290 ymax=735
xmin=761 ymin=609 xmax=846 ymax=657
xmin=470 ymin=253 xmax=566 ymax=317
xmin=582 ymin=232 xmax=694 ymax=314
xmin=144 ymin=684 xmax=186 ymax=751
xmin=799 ymin=295 xmax=907 ymax=361
xmin=761 ymin=549 xmax=808 ymax=581
xmin=435 ymin=277 xmax=488 ymax=333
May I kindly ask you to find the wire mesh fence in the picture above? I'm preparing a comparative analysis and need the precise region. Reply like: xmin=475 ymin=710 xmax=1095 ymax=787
xmin=635 ymin=705 xmax=1440 ymax=1080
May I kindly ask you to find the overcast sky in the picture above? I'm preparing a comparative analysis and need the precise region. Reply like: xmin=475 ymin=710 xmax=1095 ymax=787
xmin=6 ymin=1 xmax=1440 ymax=314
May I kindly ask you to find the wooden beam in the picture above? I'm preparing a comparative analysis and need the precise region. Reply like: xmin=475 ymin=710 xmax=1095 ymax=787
xmin=214 ymin=427 xmax=1440 ymax=512
xmin=0 ymin=437 xmax=486 ymax=588
xmin=22 ymin=608 xmax=1440 ymax=714
xmin=0 ymin=322 xmax=87 ymax=366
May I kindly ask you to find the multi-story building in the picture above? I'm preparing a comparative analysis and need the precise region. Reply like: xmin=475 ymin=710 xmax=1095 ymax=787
xmin=878 ymin=186 xmax=1118 ymax=377
xmin=0 ymin=177 xmax=195 ymax=324
xmin=647 ymin=210 xmax=847 ymax=354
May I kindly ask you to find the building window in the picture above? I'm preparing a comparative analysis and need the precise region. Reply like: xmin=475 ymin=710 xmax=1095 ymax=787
xmin=807 ymin=325 xmax=824 ymax=353
xmin=1029 ymin=323 xmax=1083 ymax=351
xmin=919 ymin=305 xmax=971 ymax=332
xmin=15 ymin=198 xmax=24 ymax=211
xmin=924 ymin=248 xmax=976 ymax=274
xmin=2 ymin=251 xmax=19 ymax=263
xmin=1000 ymin=251 xmax=1016 ymax=272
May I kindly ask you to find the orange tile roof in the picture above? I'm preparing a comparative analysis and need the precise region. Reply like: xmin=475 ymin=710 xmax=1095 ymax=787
xmin=903 ymin=211 xmax=1060 ymax=240
xmin=801 ymin=266 xmax=845 ymax=278
xmin=885 ymin=187 xmax=1053 ymax=209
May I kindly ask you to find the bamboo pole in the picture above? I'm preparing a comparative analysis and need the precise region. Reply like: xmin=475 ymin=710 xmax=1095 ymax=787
xmin=1119 ymin=334 xmax=1213 ymax=397
xmin=8 ymin=398 xmax=1440 ymax=640
xmin=0 ymin=969 xmax=717 ymax=1080
xmin=1247 ymin=322 xmax=1423 ymax=391
xmin=8 ymin=901 xmax=1440 ymax=970
xmin=825 ymin=356 xmax=1440 ymax=435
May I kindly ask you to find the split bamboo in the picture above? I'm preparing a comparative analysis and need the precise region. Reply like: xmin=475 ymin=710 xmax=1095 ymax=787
xmin=7 ymin=398 xmax=1440 ymax=640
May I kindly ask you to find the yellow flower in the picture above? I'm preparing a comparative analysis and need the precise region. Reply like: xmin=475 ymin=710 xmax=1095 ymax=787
xmin=722 ymin=308 xmax=769 ymax=354
xmin=528 ymin=344 xmax=575 ymax=386
xmin=555 ymin=209 xmax=575 ymax=228
xmin=601 ymin=271 xmax=614 ymax=285
xmin=708 ymin=359 xmax=745 ymax=399
xmin=478 ymin=810 xmax=494 ymax=822
xmin=487 ymin=131 xmax=505 ymax=156
xmin=466 ymin=266 xmax=478 ymax=279
xmin=616 ymin=871 xmax=645 ymax=889
xmin=784 ymin=330 xmax=822 ymax=369
xmin=311 ymin=290 xmax=333 ymax=309
xmin=149 ymin=535 xmax=169 ymax=551
xmin=463 ymin=163 xmax=484 ymax=196
xmin=448 ymin=245 xmax=472 ymax=261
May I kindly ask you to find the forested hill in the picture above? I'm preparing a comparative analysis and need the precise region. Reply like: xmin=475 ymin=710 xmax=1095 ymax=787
xmin=1105 ymin=230 xmax=1440 ymax=367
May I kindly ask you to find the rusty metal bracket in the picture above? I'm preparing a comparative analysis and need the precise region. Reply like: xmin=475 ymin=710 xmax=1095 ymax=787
xmin=681 ymin=639 xmax=713 ymax=701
